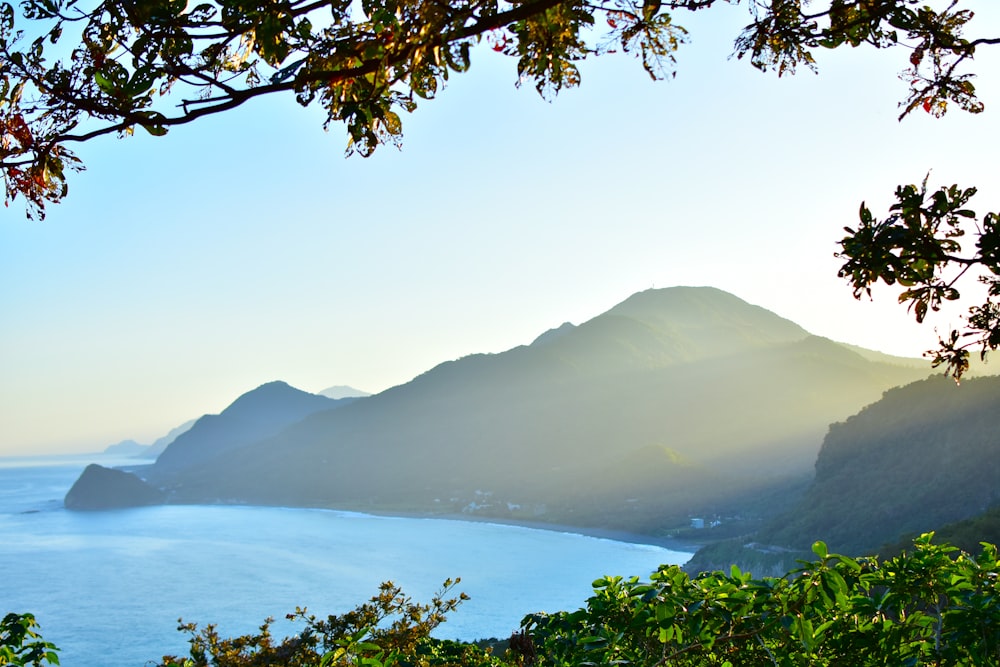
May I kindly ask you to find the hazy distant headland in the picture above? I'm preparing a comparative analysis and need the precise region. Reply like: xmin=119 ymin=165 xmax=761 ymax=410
xmin=65 ymin=287 xmax=947 ymax=553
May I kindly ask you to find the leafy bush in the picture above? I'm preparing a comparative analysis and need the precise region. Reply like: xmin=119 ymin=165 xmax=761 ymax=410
xmin=0 ymin=613 xmax=59 ymax=666
xmin=524 ymin=534 xmax=1000 ymax=666
xmin=155 ymin=578 xmax=501 ymax=667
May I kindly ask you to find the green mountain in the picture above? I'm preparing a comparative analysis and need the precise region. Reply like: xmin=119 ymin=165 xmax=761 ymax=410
xmin=766 ymin=374 xmax=1000 ymax=552
xmin=129 ymin=286 xmax=928 ymax=534
xmin=685 ymin=374 xmax=1000 ymax=574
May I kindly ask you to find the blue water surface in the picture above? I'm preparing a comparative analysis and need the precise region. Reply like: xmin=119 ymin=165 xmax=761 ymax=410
xmin=1 ymin=456 xmax=690 ymax=667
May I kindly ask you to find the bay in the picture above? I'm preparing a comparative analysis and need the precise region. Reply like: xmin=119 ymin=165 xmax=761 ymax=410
xmin=1 ymin=456 xmax=691 ymax=667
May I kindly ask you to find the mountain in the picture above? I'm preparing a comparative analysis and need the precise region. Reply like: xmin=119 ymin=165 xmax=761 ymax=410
xmin=144 ymin=418 xmax=199 ymax=458
xmin=98 ymin=419 xmax=200 ymax=459
xmin=685 ymin=374 xmax=1000 ymax=573
xmin=120 ymin=287 xmax=930 ymax=534
xmin=102 ymin=439 xmax=148 ymax=456
xmin=318 ymin=385 xmax=371 ymax=400
xmin=148 ymin=381 xmax=347 ymax=480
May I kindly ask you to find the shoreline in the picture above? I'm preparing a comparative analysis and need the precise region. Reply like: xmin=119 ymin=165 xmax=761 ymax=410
xmin=81 ymin=459 xmax=703 ymax=555
xmin=352 ymin=508 xmax=701 ymax=556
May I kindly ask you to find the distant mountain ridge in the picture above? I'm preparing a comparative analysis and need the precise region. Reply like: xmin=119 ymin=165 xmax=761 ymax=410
xmin=150 ymin=381 xmax=351 ymax=479
xmin=146 ymin=418 xmax=198 ymax=458
xmin=100 ymin=419 xmax=197 ymax=459
xmin=101 ymin=439 xmax=147 ymax=457
xmin=67 ymin=287 xmax=932 ymax=536
xmin=99 ymin=386 xmax=368 ymax=461
xmin=319 ymin=385 xmax=371 ymax=399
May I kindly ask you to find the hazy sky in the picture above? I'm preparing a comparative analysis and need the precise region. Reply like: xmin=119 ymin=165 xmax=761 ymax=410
xmin=3 ymin=3 xmax=999 ymax=455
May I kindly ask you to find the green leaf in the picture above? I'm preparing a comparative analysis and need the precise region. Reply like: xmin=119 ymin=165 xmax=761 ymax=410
xmin=93 ymin=70 xmax=115 ymax=94
xmin=125 ymin=67 xmax=158 ymax=96
xmin=137 ymin=111 xmax=168 ymax=136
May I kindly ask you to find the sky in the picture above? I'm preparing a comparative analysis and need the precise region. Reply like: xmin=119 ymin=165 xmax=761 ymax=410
xmin=2 ymin=2 xmax=999 ymax=455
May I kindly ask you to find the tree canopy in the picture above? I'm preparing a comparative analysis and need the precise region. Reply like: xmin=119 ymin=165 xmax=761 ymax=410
xmin=1 ymin=0 xmax=997 ymax=372
xmin=0 ymin=0 xmax=993 ymax=215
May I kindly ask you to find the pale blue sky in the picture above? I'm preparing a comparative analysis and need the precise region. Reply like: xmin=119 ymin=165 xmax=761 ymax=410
xmin=3 ymin=3 xmax=999 ymax=454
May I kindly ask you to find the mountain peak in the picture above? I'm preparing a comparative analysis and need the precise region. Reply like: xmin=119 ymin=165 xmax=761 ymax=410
xmin=598 ymin=286 xmax=808 ymax=353
xmin=608 ymin=287 xmax=801 ymax=331
xmin=318 ymin=385 xmax=372 ymax=400
xmin=149 ymin=382 xmax=337 ymax=477
xmin=221 ymin=381 xmax=326 ymax=418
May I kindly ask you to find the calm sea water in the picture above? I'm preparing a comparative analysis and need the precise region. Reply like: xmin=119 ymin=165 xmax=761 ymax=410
xmin=1 ymin=456 xmax=691 ymax=667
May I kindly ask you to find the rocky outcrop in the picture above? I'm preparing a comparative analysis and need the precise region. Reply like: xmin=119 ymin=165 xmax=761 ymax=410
xmin=64 ymin=464 xmax=164 ymax=510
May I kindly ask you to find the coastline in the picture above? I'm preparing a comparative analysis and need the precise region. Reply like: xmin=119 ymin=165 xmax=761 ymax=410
xmin=354 ymin=508 xmax=701 ymax=556
xmin=79 ymin=459 xmax=702 ymax=555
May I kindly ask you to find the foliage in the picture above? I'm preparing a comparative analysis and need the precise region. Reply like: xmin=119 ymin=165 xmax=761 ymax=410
xmin=0 ymin=0 xmax=994 ymax=218
xmin=838 ymin=175 xmax=1000 ymax=380
xmin=0 ymin=613 xmax=59 ymax=667
xmin=886 ymin=505 xmax=1000 ymax=559
xmin=523 ymin=535 xmax=1000 ymax=666
xmin=154 ymin=578 xmax=501 ymax=667
xmin=680 ymin=536 xmax=810 ymax=579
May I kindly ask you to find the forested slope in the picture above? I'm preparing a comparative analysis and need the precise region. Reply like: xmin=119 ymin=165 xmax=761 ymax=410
xmin=687 ymin=374 xmax=1000 ymax=573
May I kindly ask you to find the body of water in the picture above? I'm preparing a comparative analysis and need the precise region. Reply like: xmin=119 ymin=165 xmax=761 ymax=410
xmin=1 ymin=456 xmax=691 ymax=666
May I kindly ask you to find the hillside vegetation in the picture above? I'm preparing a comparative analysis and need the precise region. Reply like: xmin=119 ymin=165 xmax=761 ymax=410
xmin=765 ymin=375 xmax=1000 ymax=554
xmin=687 ymin=374 xmax=1000 ymax=574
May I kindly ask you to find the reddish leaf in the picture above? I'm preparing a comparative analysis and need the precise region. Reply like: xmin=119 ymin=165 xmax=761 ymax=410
xmin=8 ymin=114 xmax=33 ymax=148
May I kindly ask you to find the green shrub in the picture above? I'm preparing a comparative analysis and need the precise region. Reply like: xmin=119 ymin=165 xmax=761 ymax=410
xmin=524 ymin=534 xmax=1000 ymax=666
xmin=156 ymin=579 xmax=501 ymax=667
xmin=0 ymin=613 xmax=59 ymax=666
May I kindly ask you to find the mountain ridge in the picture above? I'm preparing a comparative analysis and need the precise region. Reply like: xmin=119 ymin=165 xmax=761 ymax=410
xmin=65 ymin=287 xmax=929 ymax=538
xmin=149 ymin=381 xmax=349 ymax=479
